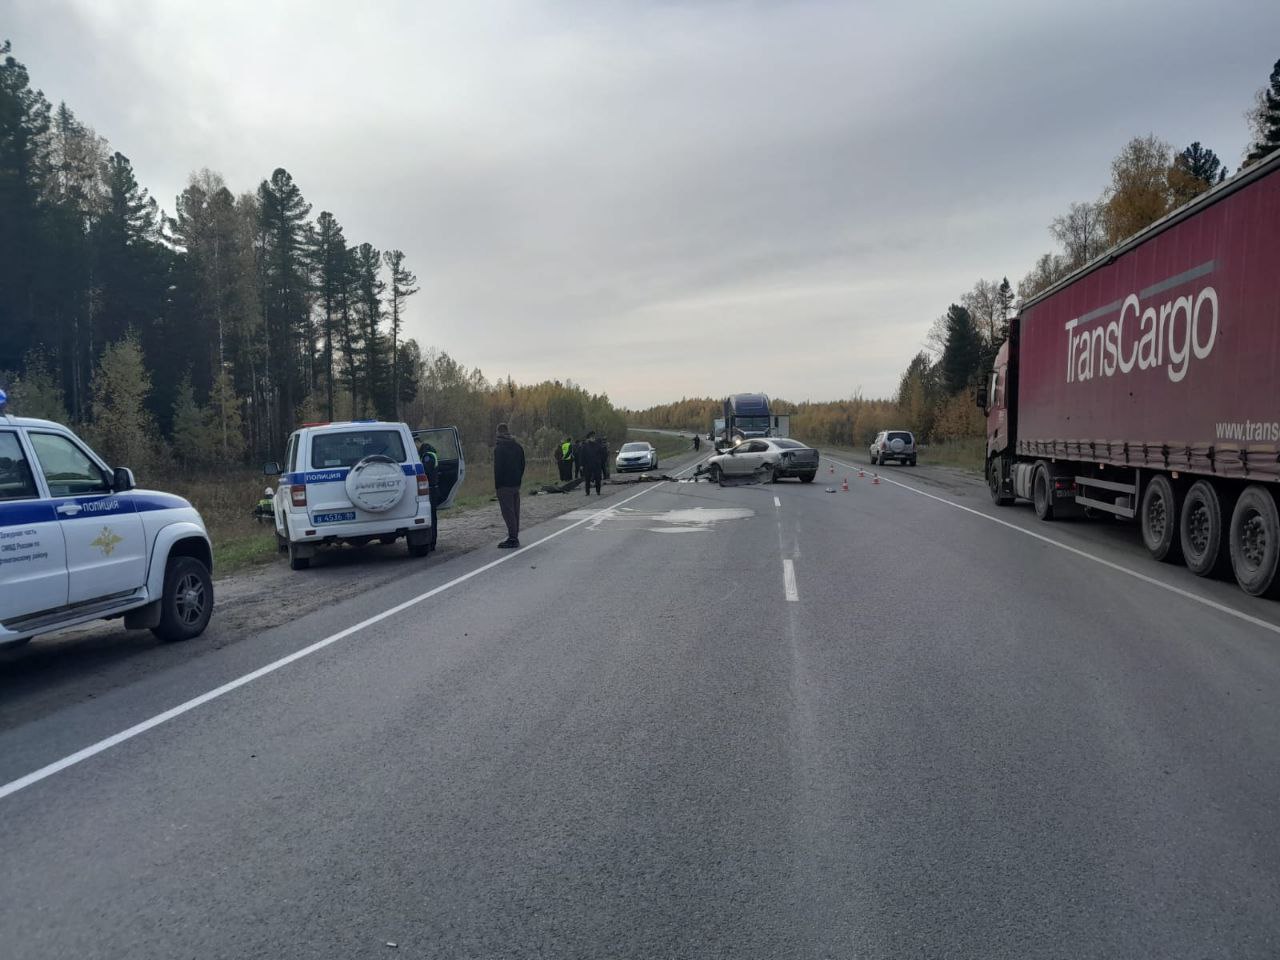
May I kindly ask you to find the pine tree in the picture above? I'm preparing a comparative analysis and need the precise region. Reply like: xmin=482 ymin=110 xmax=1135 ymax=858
xmin=352 ymin=242 xmax=386 ymax=416
xmin=311 ymin=211 xmax=347 ymax=421
xmin=256 ymin=168 xmax=312 ymax=451
xmin=382 ymin=249 xmax=418 ymax=419
xmin=208 ymin=366 xmax=245 ymax=463
xmin=939 ymin=304 xmax=982 ymax=396
xmin=0 ymin=41 xmax=52 ymax=373
xmin=1244 ymin=58 xmax=1280 ymax=168
xmin=89 ymin=333 xmax=157 ymax=470
xmin=171 ymin=376 xmax=210 ymax=470
xmin=994 ymin=277 xmax=1014 ymax=344
xmin=1168 ymin=142 xmax=1225 ymax=205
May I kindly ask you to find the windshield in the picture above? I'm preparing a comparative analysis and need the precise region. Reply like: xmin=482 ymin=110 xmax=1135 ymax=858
xmin=734 ymin=416 xmax=771 ymax=433
xmin=310 ymin=430 xmax=406 ymax=468
xmin=621 ymin=442 xmax=649 ymax=452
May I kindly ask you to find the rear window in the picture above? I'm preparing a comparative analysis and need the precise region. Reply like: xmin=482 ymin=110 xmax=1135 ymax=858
xmin=621 ymin=442 xmax=649 ymax=452
xmin=887 ymin=432 xmax=914 ymax=443
xmin=310 ymin=430 xmax=407 ymax=468
xmin=772 ymin=439 xmax=804 ymax=449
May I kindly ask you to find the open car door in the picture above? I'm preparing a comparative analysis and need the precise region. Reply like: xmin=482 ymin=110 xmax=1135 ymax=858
xmin=411 ymin=427 xmax=465 ymax=510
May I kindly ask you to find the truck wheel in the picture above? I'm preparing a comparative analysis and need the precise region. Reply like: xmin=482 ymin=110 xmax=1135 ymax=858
xmin=987 ymin=456 xmax=1013 ymax=506
xmin=800 ymin=472 xmax=815 ymax=483
xmin=1032 ymin=462 xmax=1055 ymax=521
xmin=152 ymin=556 xmax=213 ymax=642
xmin=1229 ymin=486 xmax=1280 ymax=597
xmin=288 ymin=539 xmax=311 ymax=571
xmin=1180 ymin=480 xmax=1230 ymax=577
xmin=1141 ymin=474 xmax=1182 ymax=563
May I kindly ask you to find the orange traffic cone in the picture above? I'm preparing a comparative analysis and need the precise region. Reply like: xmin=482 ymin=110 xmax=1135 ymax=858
xmin=841 ymin=477 xmax=849 ymax=491
xmin=872 ymin=473 xmax=881 ymax=485
xmin=858 ymin=468 xmax=865 ymax=479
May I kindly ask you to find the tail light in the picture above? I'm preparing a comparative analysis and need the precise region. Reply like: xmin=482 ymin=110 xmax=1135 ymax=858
xmin=290 ymin=484 xmax=307 ymax=508
xmin=417 ymin=475 xmax=431 ymax=498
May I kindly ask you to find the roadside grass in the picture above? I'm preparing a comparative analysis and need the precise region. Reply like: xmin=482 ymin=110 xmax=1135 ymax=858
xmin=148 ymin=470 xmax=277 ymax=576
xmin=919 ymin=438 xmax=985 ymax=474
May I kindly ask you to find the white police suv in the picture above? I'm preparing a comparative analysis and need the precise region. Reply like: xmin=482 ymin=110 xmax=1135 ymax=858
xmin=0 ymin=389 xmax=214 ymax=648
xmin=268 ymin=420 xmax=462 ymax=571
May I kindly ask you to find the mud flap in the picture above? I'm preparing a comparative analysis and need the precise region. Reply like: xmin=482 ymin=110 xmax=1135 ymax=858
xmin=124 ymin=600 xmax=162 ymax=630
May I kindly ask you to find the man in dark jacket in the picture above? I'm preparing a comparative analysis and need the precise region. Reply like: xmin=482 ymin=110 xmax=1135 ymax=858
xmin=493 ymin=423 xmax=526 ymax=548
xmin=418 ymin=441 xmax=441 ymax=552
xmin=580 ymin=431 xmax=604 ymax=496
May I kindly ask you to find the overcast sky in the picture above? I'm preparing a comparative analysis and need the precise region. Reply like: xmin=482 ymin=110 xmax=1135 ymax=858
xmin=8 ymin=0 xmax=1279 ymax=407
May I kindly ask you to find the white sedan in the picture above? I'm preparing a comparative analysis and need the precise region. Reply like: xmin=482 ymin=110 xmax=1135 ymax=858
xmin=706 ymin=438 xmax=819 ymax=482
xmin=615 ymin=441 xmax=659 ymax=472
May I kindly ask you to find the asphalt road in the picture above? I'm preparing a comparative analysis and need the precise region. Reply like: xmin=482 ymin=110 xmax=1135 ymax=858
xmin=3 ymin=449 xmax=1280 ymax=958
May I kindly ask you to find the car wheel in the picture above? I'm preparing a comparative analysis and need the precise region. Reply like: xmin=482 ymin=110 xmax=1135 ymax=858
xmin=709 ymin=464 xmax=722 ymax=483
xmin=909 ymin=457 xmax=917 ymax=466
xmin=800 ymin=472 xmax=815 ymax=483
xmin=1140 ymin=474 xmax=1182 ymax=563
xmin=1229 ymin=486 xmax=1280 ymax=597
xmin=152 ymin=556 xmax=213 ymax=642
xmin=1032 ymin=462 xmax=1055 ymax=521
xmin=771 ymin=466 xmax=783 ymax=483
xmin=1180 ymin=479 xmax=1230 ymax=577
xmin=288 ymin=539 xmax=311 ymax=571
xmin=276 ymin=529 xmax=288 ymax=553
xmin=653 ymin=458 xmax=659 ymax=469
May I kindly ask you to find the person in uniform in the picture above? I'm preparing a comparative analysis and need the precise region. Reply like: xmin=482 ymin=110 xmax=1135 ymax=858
xmin=556 ymin=436 xmax=574 ymax=483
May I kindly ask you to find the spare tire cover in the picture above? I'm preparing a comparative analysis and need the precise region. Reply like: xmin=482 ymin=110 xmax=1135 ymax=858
xmin=889 ymin=437 xmax=905 ymax=453
xmin=345 ymin=455 xmax=406 ymax=513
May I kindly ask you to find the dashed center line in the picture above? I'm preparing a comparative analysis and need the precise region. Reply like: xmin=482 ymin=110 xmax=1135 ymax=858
xmin=783 ymin=558 xmax=799 ymax=601
xmin=773 ymin=496 xmax=781 ymax=507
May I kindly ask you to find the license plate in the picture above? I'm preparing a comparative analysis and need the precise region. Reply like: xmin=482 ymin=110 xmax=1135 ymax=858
xmin=312 ymin=510 xmax=356 ymax=524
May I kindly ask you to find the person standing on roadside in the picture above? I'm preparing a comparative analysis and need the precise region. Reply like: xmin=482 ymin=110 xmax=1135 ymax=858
xmin=599 ymin=436 xmax=611 ymax=481
xmin=418 ymin=440 xmax=441 ymax=552
xmin=556 ymin=436 xmax=574 ymax=483
xmin=494 ymin=423 xmax=525 ymax=548
xmin=581 ymin=430 xmax=604 ymax=496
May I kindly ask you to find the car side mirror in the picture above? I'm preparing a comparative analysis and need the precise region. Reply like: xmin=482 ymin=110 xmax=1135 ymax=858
xmin=264 ymin=460 xmax=281 ymax=476
xmin=112 ymin=467 xmax=135 ymax=492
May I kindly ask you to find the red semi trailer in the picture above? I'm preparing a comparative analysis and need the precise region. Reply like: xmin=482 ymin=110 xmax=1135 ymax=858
xmin=979 ymin=149 xmax=1280 ymax=598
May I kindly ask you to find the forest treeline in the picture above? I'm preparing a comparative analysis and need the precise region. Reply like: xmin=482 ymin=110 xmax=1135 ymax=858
xmin=0 ymin=41 xmax=626 ymax=469
xmin=630 ymin=58 xmax=1280 ymax=450
xmin=4 ymin=40 xmax=1278 ymax=464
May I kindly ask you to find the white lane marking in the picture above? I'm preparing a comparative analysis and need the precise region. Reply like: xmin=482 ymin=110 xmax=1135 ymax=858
xmin=783 ymin=558 xmax=799 ymax=602
xmin=825 ymin=455 xmax=1280 ymax=639
xmin=0 ymin=454 xmax=714 ymax=804
xmin=774 ymin=496 xmax=781 ymax=507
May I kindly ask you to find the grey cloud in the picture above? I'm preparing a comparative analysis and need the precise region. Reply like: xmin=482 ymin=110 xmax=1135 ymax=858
xmin=8 ymin=0 xmax=1279 ymax=405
